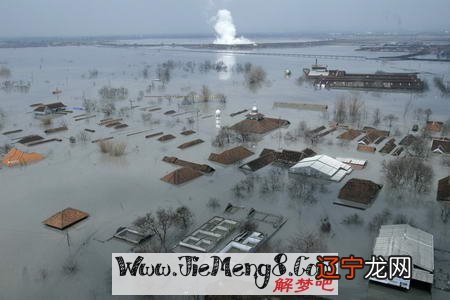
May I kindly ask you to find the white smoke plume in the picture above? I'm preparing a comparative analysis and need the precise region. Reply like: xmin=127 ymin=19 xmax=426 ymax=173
xmin=213 ymin=9 xmax=253 ymax=45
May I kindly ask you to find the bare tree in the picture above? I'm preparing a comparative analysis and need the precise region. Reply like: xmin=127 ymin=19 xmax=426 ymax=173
xmin=372 ymin=108 xmax=381 ymax=126
xmin=141 ymin=209 xmax=176 ymax=252
xmin=173 ymin=206 xmax=193 ymax=230
xmin=100 ymin=99 xmax=116 ymax=116
xmin=244 ymin=65 xmax=267 ymax=91
xmin=382 ymin=157 xmax=433 ymax=193
xmin=82 ymin=99 xmax=97 ymax=113
xmin=286 ymin=232 xmax=327 ymax=252
xmin=383 ymin=114 xmax=398 ymax=130
xmin=406 ymin=135 xmax=429 ymax=158
xmin=215 ymin=93 xmax=227 ymax=104
xmin=347 ymin=96 xmax=364 ymax=124
xmin=200 ymin=85 xmax=211 ymax=102
xmin=334 ymin=98 xmax=347 ymax=123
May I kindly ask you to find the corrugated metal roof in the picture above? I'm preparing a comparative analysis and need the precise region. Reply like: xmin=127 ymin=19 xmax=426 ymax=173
xmin=336 ymin=157 xmax=367 ymax=166
xmin=373 ymin=224 xmax=434 ymax=284
xmin=291 ymin=155 xmax=352 ymax=179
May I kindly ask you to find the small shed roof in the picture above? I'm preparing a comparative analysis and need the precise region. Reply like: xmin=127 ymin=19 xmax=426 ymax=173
xmin=17 ymin=135 xmax=44 ymax=144
xmin=177 ymin=139 xmax=204 ymax=149
xmin=180 ymin=130 xmax=196 ymax=136
xmin=43 ymin=208 xmax=89 ymax=230
xmin=158 ymin=134 xmax=176 ymax=142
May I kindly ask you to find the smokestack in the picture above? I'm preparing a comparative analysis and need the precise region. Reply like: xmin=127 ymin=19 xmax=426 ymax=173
xmin=213 ymin=9 xmax=253 ymax=45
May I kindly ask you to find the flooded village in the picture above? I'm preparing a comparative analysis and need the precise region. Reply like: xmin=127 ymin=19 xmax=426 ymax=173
xmin=1 ymin=6 xmax=450 ymax=300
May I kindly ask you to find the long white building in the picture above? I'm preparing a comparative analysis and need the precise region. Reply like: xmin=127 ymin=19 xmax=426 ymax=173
xmin=289 ymin=154 xmax=352 ymax=182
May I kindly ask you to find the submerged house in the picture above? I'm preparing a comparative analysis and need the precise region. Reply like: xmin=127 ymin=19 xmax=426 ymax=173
xmin=208 ymin=146 xmax=254 ymax=165
xmin=43 ymin=207 xmax=89 ymax=230
xmin=370 ymin=224 xmax=434 ymax=291
xmin=2 ymin=147 xmax=44 ymax=167
xmin=335 ymin=178 xmax=382 ymax=209
xmin=34 ymin=102 xmax=67 ymax=116
xmin=229 ymin=105 xmax=290 ymax=135
xmin=161 ymin=167 xmax=203 ymax=185
xmin=289 ymin=154 xmax=352 ymax=182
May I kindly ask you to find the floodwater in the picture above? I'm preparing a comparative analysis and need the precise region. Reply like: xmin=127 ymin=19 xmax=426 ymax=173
xmin=0 ymin=37 xmax=449 ymax=299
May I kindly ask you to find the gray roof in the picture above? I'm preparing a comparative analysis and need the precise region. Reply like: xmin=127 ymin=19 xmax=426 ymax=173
xmin=373 ymin=224 xmax=434 ymax=284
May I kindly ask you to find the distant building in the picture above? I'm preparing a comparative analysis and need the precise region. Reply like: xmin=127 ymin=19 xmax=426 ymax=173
xmin=370 ymin=224 xmax=434 ymax=291
xmin=431 ymin=138 xmax=450 ymax=154
xmin=289 ymin=154 xmax=352 ymax=182
xmin=34 ymin=102 xmax=67 ymax=115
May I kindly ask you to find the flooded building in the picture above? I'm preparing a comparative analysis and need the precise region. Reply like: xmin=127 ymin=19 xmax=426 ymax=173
xmin=208 ymin=146 xmax=254 ymax=165
xmin=230 ymin=105 xmax=290 ymax=134
xmin=304 ymin=62 xmax=424 ymax=91
xmin=335 ymin=178 xmax=382 ymax=209
xmin=2 ymin=147 xmax=44 ymax=167
xmin=370 ymin=224 xmax=434 ymax=291
xmin=43 ymin=208 xmax=89 ymax=230
xmin=161 ymin=167 xmax=203 ymax=185
xmin=172 ymin=205 xmax=286 ymax=253
xmin=289 ymin=154 xmax=352 ymax=182
xmin=33 ymin=102 xmax=67 ymax=116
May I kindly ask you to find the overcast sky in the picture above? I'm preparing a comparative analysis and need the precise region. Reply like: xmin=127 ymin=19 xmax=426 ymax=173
xmin=0 ymin=0 xmax=449 ymax=38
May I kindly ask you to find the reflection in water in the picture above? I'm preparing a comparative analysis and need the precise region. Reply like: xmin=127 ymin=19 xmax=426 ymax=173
xmin=217 ymin=53 xmax=235 ymax=81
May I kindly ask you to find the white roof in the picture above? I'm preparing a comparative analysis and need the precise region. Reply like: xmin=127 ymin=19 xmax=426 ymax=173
xmin=336 ymin=157 xmax=367 ymax=166
xmin=373 ymin=224 xmax=434 ymax=283
xmin=290 ymin=155 xmax=352 ymax=179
